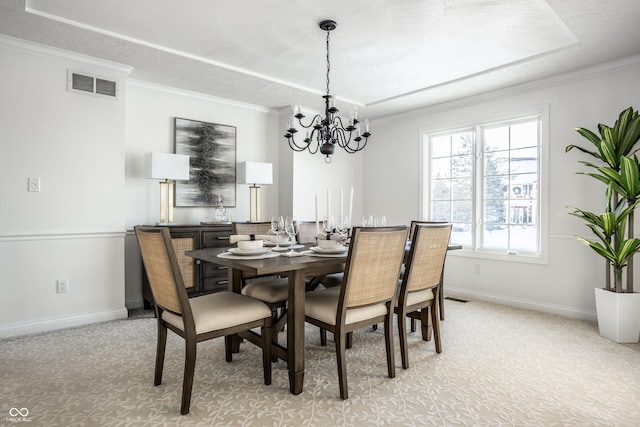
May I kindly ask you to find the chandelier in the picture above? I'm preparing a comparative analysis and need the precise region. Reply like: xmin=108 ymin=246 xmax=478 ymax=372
xmin=284 ymin=20 xmax=371 ymax=164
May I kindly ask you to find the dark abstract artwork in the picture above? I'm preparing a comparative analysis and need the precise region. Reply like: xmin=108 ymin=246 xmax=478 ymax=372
xmin=174 ymin=118 xmax=236 ymax=207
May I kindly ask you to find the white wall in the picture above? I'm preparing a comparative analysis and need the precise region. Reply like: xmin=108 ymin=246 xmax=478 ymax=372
xmin=123 ymin=81 xmax=281 ymax=307
xmin=366 ymin=55 xmax=640 ymax=321
xmin=0 ymin=37 xmax=129 ymax=337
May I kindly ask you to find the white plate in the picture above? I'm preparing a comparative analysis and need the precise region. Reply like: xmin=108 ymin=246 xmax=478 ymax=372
xmin=217 ymin=251 xmax=281 ymax=260
xmin=310 ymin=246 xmax=348 ymax=254
xmin=228 ymin=247 xmax=272 ymax=256
xmin=302 ymin=250 xmax=347 ymax=258
xmin=264 ymin=240 xmax=293 ymax=247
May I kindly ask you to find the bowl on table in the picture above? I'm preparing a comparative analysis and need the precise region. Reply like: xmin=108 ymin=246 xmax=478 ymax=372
xmin=317 ymin=239 xmax=341 ymax=249
xmin=237 ymin=240 xmax=264 ymax=250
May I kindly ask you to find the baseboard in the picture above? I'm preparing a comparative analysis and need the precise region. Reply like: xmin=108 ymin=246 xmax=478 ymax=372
xmin=446 ymin=287 xmax=597 ymax=323
xmin=125 ymin=297 xmax=145 ymax=310
xmin=0 ymin=308 xmax=129 ymax=339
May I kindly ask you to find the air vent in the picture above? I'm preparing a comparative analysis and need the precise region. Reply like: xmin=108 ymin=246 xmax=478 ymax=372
xmin=68 ymin=70 xmax=119 ymax=99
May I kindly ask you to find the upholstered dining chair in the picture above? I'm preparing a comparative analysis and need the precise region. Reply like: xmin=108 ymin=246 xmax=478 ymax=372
xmin=135 ymin=227 xmax=273 ymax=415
xmin=396 ymin=223 xmax=451 ymax=369
xmin=232 ymin=221 xmax=289 ymax=319
xmin=304 ymin=226 xmax=408 ymax=399
xmin=408 ymin=220 xmax=451 ymax=323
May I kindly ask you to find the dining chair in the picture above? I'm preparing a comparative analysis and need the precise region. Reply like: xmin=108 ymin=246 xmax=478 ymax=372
xmin=396 ymin=223 xmax=451 ymax=369
xmin=304 ymin=226 xmax=408 ymax=399
xmin=232 ymin=221 xmax=289 ymax=323
xmin=135 ymin=227 xmax=273 ymax=415
xmin=408 ymin=220 xmax=450 ymax=323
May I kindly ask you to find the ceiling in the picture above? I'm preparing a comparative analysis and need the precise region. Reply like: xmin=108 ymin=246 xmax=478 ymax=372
xmin=1 ymin=0 xmax=639 ymax=119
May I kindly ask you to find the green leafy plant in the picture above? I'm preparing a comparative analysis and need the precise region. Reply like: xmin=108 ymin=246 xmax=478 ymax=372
xmin=566 ymin=107 xmax=640 ymax=293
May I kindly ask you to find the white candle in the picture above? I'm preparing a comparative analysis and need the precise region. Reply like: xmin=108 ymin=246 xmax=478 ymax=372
xmin=327 ymin=188 xmax=331 ymax=224
xmin=349 ymin=186 xmax=354 ymax=226
xmin=315 ymin=192 xmax=319 ymax=234
xmin=340 ymin=188 xmax=344 ymax=221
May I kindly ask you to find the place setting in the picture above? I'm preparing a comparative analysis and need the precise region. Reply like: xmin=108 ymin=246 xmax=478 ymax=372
xmin=303 ymin=216 xmax=350 ymax=257
xmin=219 ymin=238 xmax=280 ymax=260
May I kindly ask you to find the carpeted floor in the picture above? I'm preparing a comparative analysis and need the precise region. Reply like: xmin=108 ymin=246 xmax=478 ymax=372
xmin=1 ymin=299 xmax=639 ymax=426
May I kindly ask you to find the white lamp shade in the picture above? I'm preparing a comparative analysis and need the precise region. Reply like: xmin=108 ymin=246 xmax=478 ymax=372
xmin=237 ymin=161 xmax=273 ymax=185
xmin=146 ymin=152 xmax=190 ymax=180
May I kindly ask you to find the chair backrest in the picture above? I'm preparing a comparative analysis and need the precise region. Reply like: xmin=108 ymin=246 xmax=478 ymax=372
xmin=135 ymin=227 xmax=190 ymax=317
xmin=340 ymin=226 xmax=408 ymax=311
xmin=402 ymin=223 xmax=452 ymax=293
xmin=409 ymin=220 xmax=448 ymax=242
xmin=297 ymin=221 xmax=318 ymax=244
xmin=232 ymin=221 xmax=272 ymax=235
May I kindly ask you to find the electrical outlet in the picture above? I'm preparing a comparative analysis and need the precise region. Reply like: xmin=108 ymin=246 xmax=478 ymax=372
xmin=28 ymin=177 xmax=41 ymax=192
xmin=474 ymin=264 xmax=481 ymax=274
xmin=56 ymin=279 xmax=69 ymax=293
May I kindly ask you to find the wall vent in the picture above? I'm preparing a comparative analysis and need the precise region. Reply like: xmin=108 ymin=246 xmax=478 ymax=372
xmin=67 ymin=70 xmax=119 ymax=99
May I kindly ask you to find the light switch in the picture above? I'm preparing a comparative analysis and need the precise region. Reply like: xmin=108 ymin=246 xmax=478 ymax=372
xmin=28 ymin=177 xmax=41 ymax=192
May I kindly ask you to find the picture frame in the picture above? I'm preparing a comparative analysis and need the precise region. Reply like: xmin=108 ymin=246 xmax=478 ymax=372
xmin=174 ymin=117 xmax=236 ymax=207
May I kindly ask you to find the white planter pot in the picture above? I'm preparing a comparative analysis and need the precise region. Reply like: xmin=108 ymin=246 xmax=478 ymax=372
xmin=594 ymin=288 xmax=640 ymax=343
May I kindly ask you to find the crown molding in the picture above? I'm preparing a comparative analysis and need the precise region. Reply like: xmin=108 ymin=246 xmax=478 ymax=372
xmin=0 ymin=34 xmax=133 ymax=75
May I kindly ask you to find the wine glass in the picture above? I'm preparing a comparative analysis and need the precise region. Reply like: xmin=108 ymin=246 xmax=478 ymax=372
xmin=271 ymin=215 xmax=284 ymax=250
xmin=375 ymin=215 xmax=387 ymax=227
xmin=362 ymin=214 xmax=374 ymax=227
xmin=322 ymin=215 xmax=335 ymax=234
xmin=336 ymin=215 xmax=350 ymax=238
xmin=284 ymin=216 xmax=299 ymax=254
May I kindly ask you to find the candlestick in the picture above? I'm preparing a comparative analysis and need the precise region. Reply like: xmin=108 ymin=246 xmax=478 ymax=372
xmin=315 ymin=192 xmax=319 ymax=234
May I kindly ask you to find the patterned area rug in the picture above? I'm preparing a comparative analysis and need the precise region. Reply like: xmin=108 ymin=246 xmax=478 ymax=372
xmin=1 ymin=300 xmax=639 ymax=426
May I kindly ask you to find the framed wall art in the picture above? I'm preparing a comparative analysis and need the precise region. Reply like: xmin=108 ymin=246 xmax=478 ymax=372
xmin=174 ymin=117 xmax=237 ymax=207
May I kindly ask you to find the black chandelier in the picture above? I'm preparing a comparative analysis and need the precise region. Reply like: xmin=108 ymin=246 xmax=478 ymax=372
xmin=284 ymin=20 xmax=371 ymax=164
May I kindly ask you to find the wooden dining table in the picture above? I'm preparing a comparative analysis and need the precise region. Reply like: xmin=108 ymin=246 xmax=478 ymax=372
xmin=185 ymin=245 xmax=346 ymax=395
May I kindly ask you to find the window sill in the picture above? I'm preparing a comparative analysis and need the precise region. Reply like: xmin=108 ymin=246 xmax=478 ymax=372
xmin=448 ymin=248 xmax=547 ymax=265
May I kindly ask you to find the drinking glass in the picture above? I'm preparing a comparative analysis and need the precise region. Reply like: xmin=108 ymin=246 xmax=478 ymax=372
xmin=362 ymin=214 xmax=374 ymax=227
xmin=337 ymin=215 xmax=350 ymax=237
xmin=271 ymin=215 xmax=284 ymax=250
xmin=375 ymin=215 xmax=387 ymax=227
xmin=284 ymin=216 xmax=299 ymax=254
xmin=322 ymin=215 xmax=335 ymax=234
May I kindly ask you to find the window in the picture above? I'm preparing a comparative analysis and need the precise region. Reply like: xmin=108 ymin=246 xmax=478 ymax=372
xmin=424 ymin=114 xmax=542 ymax=256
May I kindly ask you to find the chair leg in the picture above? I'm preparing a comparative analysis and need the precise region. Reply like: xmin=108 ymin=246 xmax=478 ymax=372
xmin=421 ymin=308 xmax=433 ymax=341
xmin=438 ymin=279 xmax=445 ymax=321
xmin=261 ymin=324 xmax=273 ymax=385
xmin=346 ymin=331 xmax=353 ymax=349
xmin=431 ymin=301 xmax=442 ymax=354
xmin=335 ymin=330 xmax=348 ymax=399
xmin=154 ymin=321 xmax=167 ymax=386
xmin=410 ymin=317 xmax=416 ymax=332
xmin=384 ymin=313 xmax=396 ymax=379
xmin=397 ymin=310 xmax=410 ymax=369
xmin=224 ymin=335 xmax=233 ymax=362
xmin=320 ymin=327 xmax=327 ymax=346
xmin=180 ymin=339 xmax=197 ymax=415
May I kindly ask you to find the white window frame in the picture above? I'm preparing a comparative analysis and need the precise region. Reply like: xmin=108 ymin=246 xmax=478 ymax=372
xmin=419 ymin=105 xmax=549 ymax=264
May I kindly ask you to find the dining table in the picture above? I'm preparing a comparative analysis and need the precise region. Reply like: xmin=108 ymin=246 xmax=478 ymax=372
xmin=185 ymin=244 xmax=347 ymax=395
xmin=186 ymin=240 xmax=462 ymax=395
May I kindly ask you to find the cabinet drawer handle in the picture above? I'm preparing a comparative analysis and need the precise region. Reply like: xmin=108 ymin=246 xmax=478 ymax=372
xmin=217 ymin=266 xmax=228 ymax=270
xmin=217 ymin=236 xmax=230 ymax=240
xmin=218 ymin=280 xmax=229 ymax=285
xmin=195 ymin=260 xmax=201 ymax=264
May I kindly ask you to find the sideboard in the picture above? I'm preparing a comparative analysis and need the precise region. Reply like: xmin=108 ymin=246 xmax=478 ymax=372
xmin=137 ymin=223 xmax=232 ymax=308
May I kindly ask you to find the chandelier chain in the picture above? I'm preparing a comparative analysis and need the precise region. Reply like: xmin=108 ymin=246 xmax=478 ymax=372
xmin=325 ymin=30 xmax=331 ymax=97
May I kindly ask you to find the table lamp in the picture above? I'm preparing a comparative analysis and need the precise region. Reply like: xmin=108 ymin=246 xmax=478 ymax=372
xmin=146 ymin=152 xmax=190 ymax=225
xmin=237 ymin=161 xmax=272 ymax=222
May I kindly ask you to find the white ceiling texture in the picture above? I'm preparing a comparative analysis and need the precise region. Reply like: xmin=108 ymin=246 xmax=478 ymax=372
xmin=1 ymin=0 xmax=639 ymax=119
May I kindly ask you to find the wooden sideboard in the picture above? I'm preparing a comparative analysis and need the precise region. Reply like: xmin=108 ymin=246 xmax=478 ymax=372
xmin=137 ymin=223 xmax=232 ymax=308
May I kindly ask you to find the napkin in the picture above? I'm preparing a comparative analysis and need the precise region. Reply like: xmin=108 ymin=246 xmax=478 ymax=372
xmin=229 ymin=234 xmax=295 ymax=244
xmin=280 ymin=251 xmax=304 ymax=257
xmin=229 ymin=234 xmax=276 ymax=244
xmin=315 ymin=232 xmax=347 ymax=241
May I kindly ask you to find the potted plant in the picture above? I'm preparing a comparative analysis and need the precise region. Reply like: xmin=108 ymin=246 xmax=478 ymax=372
xmin=566 ymin=106 xmax=640 ymax=343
